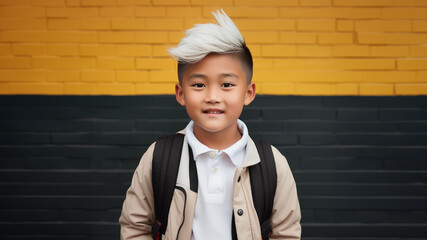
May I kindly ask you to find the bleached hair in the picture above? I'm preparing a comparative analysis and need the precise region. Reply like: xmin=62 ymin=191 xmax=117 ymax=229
xmin=168 ymin=9 xmax=245 ymax=63
xmin=169 ymin=9 xmax=253 ymax=84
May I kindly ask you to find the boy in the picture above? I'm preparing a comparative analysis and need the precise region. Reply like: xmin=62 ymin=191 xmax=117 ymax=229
xmin=119 ymin=10 xmax=301 ymax=240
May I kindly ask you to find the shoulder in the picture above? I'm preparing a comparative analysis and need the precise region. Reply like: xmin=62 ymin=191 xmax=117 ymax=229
xmin=144 ymin=142 xmax=156 ymax=160
xmin=134 ymin=142 xmax=156 ymax=175
xmin=138 ymin=131 xmax=186 ymax=170
xmin=270 ymin=145 xmax=294 ymax=182
xmin=143 ymin=130 xmax=186 ymax=162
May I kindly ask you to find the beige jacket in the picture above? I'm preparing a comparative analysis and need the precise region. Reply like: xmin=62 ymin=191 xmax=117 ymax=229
xmin=119 ymin=132 xmax=301 ymax=240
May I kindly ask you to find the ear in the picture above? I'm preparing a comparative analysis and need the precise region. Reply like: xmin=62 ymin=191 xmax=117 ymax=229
xmin=175 ymin=83 xmax=186 ymax=106
xmin=244 ymin=82 xmax=256 ymax=106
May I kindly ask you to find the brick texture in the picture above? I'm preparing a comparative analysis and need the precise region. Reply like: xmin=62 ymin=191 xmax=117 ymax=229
xmin=1 ymin=95 xmax=427 ymax=240
xmin=0 ymin=1 xmax=426 ymax=96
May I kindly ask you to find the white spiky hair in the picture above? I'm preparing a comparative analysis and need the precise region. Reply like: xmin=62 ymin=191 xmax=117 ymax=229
xmin=168 ymin=9 xmax=245 ymax=63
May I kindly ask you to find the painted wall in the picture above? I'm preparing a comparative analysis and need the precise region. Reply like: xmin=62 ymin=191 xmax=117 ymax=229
xmin=1 ymin=0 xmax=427 ymax=95
xmin=1 ymin=95 xmax=427 ymax=239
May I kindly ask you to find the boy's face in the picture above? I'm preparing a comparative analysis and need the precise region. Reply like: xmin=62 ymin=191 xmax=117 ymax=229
xmin=175 ymin=54 xmax=256 ymax=138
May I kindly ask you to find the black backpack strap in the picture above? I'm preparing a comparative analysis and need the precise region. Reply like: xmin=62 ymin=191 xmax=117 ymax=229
xmin=188 ymin=147 xmax=198 ymax=192
xmin=231 ymin=212 xmax=238 ymax=240
xmin=250 ymin=139 xmax=277 ymax=240
xmin=151 ymin=133 xmax=185 ymax=240
xmin=151 ymin=133 xmax=198 ymax=240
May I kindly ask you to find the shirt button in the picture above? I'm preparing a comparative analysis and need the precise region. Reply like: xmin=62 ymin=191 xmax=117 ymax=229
xmin=209 ymin=152 xmax=216 ymax=158
xmin=237 ymin=209 xmax=244 ymax=216
xmin=212 ymin=167 xmax=217 ymax=173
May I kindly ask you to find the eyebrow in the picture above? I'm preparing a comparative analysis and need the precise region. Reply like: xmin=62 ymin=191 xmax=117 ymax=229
xmin=187 ymin=73 xmax=239 ymax=79
xmin=188 ymin=73 xmax=207 ymax=80
xmin=221 ymin=73 xmax=239 ymax=78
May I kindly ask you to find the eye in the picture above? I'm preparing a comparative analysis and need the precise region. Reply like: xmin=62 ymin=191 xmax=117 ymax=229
xmin=191 ymin=83 xmax=205 ymax=88
xmin=221 ymin=83 xmax=234 ymax=88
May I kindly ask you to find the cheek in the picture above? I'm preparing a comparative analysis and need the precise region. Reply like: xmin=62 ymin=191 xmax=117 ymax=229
xmin=183 ymin=94 xmax=201 ymax=112
xmin=235 ymin=90 xmax=249 ymax=103
xmin=227 ymin=95 xmax=245 ymax=111
xmin=183 ymin=93 xmax=199 ymax=105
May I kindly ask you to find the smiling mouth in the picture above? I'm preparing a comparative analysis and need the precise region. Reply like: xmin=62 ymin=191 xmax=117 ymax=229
xmin=203 ymin=110 xmax=224 ymax=114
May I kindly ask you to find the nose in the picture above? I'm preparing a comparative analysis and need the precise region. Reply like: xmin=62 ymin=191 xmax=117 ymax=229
xmin=205 ymin=86 xmax=221 ymax=103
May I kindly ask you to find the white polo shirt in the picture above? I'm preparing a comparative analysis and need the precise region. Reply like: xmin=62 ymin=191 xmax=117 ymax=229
xmin=186 ymin=119 xmax=249 ymax=240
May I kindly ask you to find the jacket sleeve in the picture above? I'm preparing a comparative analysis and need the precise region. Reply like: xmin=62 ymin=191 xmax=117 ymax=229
xmin=119 ymin=143 xmax=156 ymax=240
xmin=269 ymin=146 xmax=302 ymax=240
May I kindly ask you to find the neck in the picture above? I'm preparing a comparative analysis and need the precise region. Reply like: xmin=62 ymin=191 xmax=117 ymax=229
xmin=193 ymin=125 xmax=242 ymax=151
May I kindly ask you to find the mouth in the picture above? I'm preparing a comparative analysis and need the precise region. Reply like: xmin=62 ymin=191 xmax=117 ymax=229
xmin=203 ymin=109 xmax=224 ymax=115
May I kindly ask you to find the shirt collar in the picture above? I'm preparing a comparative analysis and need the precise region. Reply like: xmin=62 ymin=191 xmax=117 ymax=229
xmin=185 ymin=119 xmax=249 ymax=167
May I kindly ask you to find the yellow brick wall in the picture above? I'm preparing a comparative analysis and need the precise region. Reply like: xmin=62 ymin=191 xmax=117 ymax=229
xmin=1 ymin=0 xmax=427 ymax=95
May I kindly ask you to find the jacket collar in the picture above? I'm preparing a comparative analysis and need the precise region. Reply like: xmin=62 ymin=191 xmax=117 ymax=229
xmin=242 ymin=137 xmax=261 ymax=167
xmin=177 ymin=128 xmax=260 ymax=168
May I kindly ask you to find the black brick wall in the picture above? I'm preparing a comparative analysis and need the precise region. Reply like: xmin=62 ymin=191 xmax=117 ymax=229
xmin=1 ymin=95 xmax=426 ymax=240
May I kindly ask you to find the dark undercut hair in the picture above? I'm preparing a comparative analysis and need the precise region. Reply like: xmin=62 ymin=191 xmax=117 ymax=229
xmin=177 ymin=44 xmax=253 ymax=85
